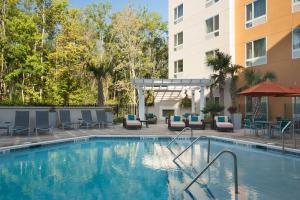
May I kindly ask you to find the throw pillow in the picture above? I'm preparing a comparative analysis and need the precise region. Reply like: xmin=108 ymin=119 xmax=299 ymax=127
xmin=218 ymin=116 xmax=225 ymax=122
xmin=128 ymin=114 xmax=135 ymax=120
xmin=174 ymin=116 xmax=181 ymax=122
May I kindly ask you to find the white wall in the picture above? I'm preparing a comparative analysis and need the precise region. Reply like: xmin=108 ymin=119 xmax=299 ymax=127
xmin=168 ymin=0 xmax=235 ymax=115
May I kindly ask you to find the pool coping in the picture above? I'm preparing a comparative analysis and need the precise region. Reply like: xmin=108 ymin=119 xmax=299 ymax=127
xmin=0 ymin=135 xmax=300 ymax=157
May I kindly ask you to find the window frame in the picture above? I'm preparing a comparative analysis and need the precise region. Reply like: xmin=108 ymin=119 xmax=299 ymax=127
xmin=245 ymin=37 xmax=267 ymax=67
xmin=174 ymin=31 xmax=183 ymax=51
xmin=292 ymin=27 xmax=300 ymax=59
xmin=174 ymin=59 xmax=183 ymax=78
xmin=245 ymin=0 xmax=267 ymax=29
xmin=205 ymin=14 xmax=220 ymax=37
xmin=174 ymin=4 xmax=183 ymax=24
xmin=205 ymin=0 xmax=219 ymax=7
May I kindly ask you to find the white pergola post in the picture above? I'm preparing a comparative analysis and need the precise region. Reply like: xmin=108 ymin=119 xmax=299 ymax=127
xmin=199 ymin=86 xmax=206 ymax=120
xmin=138 ymin=88 xmax=145 ymax=120
xmin=191 ymin=90 xmax=195 ymax=114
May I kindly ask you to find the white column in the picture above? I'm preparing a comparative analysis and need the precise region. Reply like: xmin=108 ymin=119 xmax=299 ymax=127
xmin=199 ymin=86 xmax=206 ymax=120
xmin=191 ymin=90 xmax=195 ymax=114
xmin=138 ymin=88 xmax=145 ymax=120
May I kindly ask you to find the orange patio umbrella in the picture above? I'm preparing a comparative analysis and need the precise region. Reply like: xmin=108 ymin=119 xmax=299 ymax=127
xmin=239 ymin=80 xmax=295 ymax=97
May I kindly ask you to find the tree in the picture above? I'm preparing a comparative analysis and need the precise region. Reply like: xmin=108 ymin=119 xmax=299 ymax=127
xmin=206 ymin=51 xmax=242 ymax=114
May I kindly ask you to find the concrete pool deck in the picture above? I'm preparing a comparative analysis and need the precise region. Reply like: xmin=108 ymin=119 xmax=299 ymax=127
xmin=0 ymin=123 xmax=299 ymax=150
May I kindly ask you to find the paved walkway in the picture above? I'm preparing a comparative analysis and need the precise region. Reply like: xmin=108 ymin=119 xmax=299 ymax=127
xmin=0 ymin=124 xmax=299 ymax=150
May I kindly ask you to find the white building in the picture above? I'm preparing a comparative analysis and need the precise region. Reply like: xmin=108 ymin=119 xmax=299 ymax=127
xmin=167 ymin=0 xmax=236 ymax=116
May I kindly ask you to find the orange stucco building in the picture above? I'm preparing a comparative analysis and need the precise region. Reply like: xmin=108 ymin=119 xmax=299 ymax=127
xmin=235 ymin=0 xmax=300 ymax=120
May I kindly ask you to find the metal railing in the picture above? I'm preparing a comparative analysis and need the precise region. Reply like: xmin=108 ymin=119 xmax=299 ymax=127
xmin=173 ymin=136 xmax=211 ymax=163
xmin=167 ymin=127 xmax=193 ymax=148
xmin=281 ymin=121 xmax=292 ymax=152
xmin=184 ymin=150 xmax=238 ymax=195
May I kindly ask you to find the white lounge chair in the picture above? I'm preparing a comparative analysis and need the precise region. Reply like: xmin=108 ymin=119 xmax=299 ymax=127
xmin=168 ymin=115 xmax=186 ymax=131
xmin=214 ymin=116 xmax=234 ymax=132
xmin=123 ymin=114 xmax=141 ymax=129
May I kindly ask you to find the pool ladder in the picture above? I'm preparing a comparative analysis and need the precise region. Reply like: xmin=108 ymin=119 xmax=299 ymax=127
xmin=184 ymin=150 xmax=239 ymax=195
xmin=169 ymin=133 xmax=239 ymax=197
xmin=167 ymin=127 xmax=193 ymax=148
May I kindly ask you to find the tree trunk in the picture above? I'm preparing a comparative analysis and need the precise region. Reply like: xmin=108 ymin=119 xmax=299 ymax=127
xmin=97 ymin=77 xmax=105 ymax=106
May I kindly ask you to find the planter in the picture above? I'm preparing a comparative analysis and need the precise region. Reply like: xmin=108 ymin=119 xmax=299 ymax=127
xmin=49 ymin=112 xmax=57 ymax=128
xmin=231 ymin=113 xmax=242 ymax=130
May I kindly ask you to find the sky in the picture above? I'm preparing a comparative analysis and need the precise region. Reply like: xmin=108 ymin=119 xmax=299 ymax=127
xmin=68 ymin=0 xmax=168 ymax=21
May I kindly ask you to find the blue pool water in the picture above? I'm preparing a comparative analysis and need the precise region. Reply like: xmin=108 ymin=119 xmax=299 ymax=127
xmin=0 ymin=137 xmax=299 ymax=200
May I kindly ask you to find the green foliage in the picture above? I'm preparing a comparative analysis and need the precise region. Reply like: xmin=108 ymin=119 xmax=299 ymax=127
xmin=0 ymin=1 xmax=168 ymax=107
xmin=180 ymin=93 xmax=191 ymax=108
xmin=202 ymin=101 xmax=224 ymax=115
xmin=145 ymin=90 xmax=154 ymax=107
xmin=241 ymin=68 xmax=277 ymax=90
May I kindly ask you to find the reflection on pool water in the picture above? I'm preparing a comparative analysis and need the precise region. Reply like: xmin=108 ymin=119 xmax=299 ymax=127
xmin=0 ymin=137 xmax=299 ymax=200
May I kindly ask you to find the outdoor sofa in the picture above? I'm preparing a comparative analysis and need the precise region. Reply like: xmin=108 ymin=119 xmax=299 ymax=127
xmin=123 ymin=114 xmax=141 ymax=129
xmin=186 ymin=115 xmax=205 ymax=130
xmin=214 ymin=116 xmax=234 ymax=132
xmin=168 ymin=115 xmax=186 ymax=131
xmin=145 ymin=113 xmax=157 ymax=124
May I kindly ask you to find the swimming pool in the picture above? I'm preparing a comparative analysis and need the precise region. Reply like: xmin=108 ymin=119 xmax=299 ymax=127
xmin=0 ymin=136 xmax=299 ymax=200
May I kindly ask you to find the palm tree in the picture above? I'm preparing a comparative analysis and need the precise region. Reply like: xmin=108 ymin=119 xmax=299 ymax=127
xmin=207 ymin=51 xmax=243 ymax=114
xmin=86 ymin=60 xmax=111 ymax=106
xmin=228 ymin=64 xmax=243 ymax=106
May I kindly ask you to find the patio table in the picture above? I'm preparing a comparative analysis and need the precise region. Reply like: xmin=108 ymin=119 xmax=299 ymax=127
xmin=255 ymin=121 xmax=276 ymax=138
xmin=0 ymin=122 xmax=11 ymax=135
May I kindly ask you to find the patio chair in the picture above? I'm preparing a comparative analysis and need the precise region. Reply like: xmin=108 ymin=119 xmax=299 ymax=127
xmin=145 ymin=113 xmax=157 ymax=124
xmin=96 ymin=110 xmax=106 ymax=128
xmin=168 ymin=115 xmax=186 ymax=131
xmin=123 ymin=114 xmax=141 ymax=129
xmin=12 ymin=111 xmax=30 ymax=136
xmin=81 ymin=110 xmax=98 ymax=129
xmin=271 ymin=120 xmax=291 ymax=136
xmin=59 ymin=110 xmax=74 ymax=130
xmin=243 ymin=118 xmax=254 ymax=135
xmin=35 ymin=111 xmax=52 ymax=135
xmin=186 ymin=115 xmax=205 ymax=130
xmin=214 ymin=116 xmax=234 ymax=132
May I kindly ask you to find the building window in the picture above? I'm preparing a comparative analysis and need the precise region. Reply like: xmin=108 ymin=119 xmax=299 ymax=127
xmin=246 ymin=37 xmax=267 ymax=67
xmin=206 ymin=15 xmax=219 ymax=37
xmin=174 ymin=4 xmax=183 ymax=24
xmin=174 ymin=32 xmax=183 ymax=51
xmin=293 ymin=0 xmax=300 ymax=13
xmin=245 ymin=96 xmax=268 ymax=120
xmin=174 ymin=60 xmax=183 ymax=78
xmin=246 ymin=0 xmax=266 ymax=28
xmin=294 ymin=97 xmax=300 ymax=116
xmin=205 ymin=0 xmax=219 ymax=8
xmin=206 ymin=49 xmax=219 ymax=65
xmin=293 ymin=27 xmax=300 ymax=59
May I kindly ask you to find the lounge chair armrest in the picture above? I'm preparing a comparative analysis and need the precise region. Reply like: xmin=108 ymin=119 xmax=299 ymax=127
xmin=137 ymin=118 xmax=140 ymax=121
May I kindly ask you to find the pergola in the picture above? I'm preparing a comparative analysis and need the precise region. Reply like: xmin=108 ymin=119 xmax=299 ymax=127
xmin=132 ymin=79 xmax=210 ymax=120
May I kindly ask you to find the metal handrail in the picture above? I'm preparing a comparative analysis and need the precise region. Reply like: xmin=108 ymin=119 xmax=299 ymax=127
xmin=167 ymin=127 xmax=193 ymax=148
xmin=281 ymin=121 xmax=292 ymax=152
xmin=184 ymin=150 xmax=238 ymax=195
xmin=173 ymin=136 xmax=211 ymax=163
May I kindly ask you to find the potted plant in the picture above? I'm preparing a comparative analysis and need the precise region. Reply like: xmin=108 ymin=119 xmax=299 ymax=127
xmin=228 ymin=106 xmax=242 ymax=129
xmin=180 ymin=91 xmax=191 ymax=108
xmin=202 ymin=101 xmax=224 ymax=129
xmin=48 ymin=106 xmax=57 ymax=128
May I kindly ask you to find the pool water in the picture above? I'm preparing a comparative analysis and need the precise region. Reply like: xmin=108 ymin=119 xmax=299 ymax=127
xmin=0 ymin=138 xmax=299 ymax=200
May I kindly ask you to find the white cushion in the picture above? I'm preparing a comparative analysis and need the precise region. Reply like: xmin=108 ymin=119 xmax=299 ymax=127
xmin=127 ymin=120 xmax=141 ymax=126
xmin=216 ymin=122 xmax=233 ymax=128
xmin=170 ymin=121 xmax=185 ymax=127
xmin=189 ymin=121 xmax=203 ymax=125
xmin=214 ymin=116 xmax=229 ymax=123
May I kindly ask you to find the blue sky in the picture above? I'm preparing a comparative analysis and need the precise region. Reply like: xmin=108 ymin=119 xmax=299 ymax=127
xmin=68 ymin=0 xmax=168 ymax=21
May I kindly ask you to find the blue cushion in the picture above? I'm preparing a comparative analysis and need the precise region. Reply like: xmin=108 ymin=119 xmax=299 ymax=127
xmin=128 ymin=115 xmax=135 ymax=120
xmin=191 ymin=116 xmax=198 ymax=122
xmin=218 ymin=116 xmax=225 ymax=122
xmin=174 ymin=116 xmax=181 ymax=122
